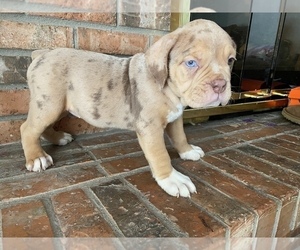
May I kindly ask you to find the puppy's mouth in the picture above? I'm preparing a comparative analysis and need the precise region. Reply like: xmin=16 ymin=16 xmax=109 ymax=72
xmin=184 ymin=79 xmax=231 ymax=109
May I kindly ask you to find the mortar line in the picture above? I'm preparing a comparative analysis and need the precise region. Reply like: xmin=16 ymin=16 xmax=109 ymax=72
xmin=0 ymin=210 xmax=3 ymax=238
xmin=119 ymin=178 xmax=188 ymax=237
xmin=82 ymin=187 xmax=125 ymax=237
xmin=41 ymin=197 xmax=64 ymax=237
xmin=203 ymin=151 xmax=296 ymax=236
xmin=234 ymin=145 xmax=300 ymax=176
xmin=219 ymin=149 xmax=300 ymax=190
xmin=176 ymin=163 xmax=259 ymax=237
xmin=290 ymin=190 xmax=300 ymax=231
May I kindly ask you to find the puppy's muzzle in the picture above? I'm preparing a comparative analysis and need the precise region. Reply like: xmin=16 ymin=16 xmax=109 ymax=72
xmin=211 ymin=79 xmax=227 ymax=94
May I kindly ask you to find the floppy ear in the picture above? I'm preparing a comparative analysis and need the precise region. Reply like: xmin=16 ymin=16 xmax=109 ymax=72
xmin=145 ymin=33 xmax=178 ymax=88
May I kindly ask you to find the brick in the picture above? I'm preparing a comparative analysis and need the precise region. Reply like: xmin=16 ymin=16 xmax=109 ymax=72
xmin=127 ymin=172 xmax=229 ymax=237
xmin=237 ymin=127 xmax=284 ymax=141
xmin=184 ymin=125 xmax=222 ymax=144
xmin=190 ymin=179 xmax=255 ymax=237
xmin=101 ymin=155 xmax=148 ymax=174
xmin=0 ymin=56 xmax=31 ymax=84
xmin=196 ymin=136 xmax=244 ymax=153
xmin=0 ymin=142 xmax=24 ymax=162
xmin=276 ymin=201 xmax=298 ymax=237
xmin=214 ymin=150 xmax=300 ymax=235
xmin=0 ymin=119 xmax=24 ymax=144
xmin=27 ymin=0 xmax=116 ymax=11
xmin=238 ymin=144 xmax=300 ymax=175
xmin=253 ymin=138 xmax=300 ymax=163
xmin=2 ymin=200 xmax=53 ymax=237
xmin=119 ymin=0 xmax=171 ymax=30
xmin=91 ymin=141 xmax=142 ymax=159
xmin=176 ymin=159 xmax=278 ymax=237
xmin=3 ymin=238 xmax=55 ymax=250
xmin=0 ymin=89 xmax=29 ymax=115
xmin=92 ymin=181 xmax=173 ymax=237
xmin=220 ymin=149 xmax=300 ymax=188
xmin=0 ymin=20 xmax=74 ymax=49
xmin=35 ymin=12 xmax=116 ymax=25
xmin=0 ymin=164 xmax=102 ymax=201
xmin=213 ymin=120 xmax=263 ymax=133
xmin=277 ymin=133 xmax=300 ymax=144
xmin=29 ymin=0 xmax=117 ymax=24
xmin=77 ymin=28 xmax=148 ymax=55
xmin=120 ymin=12 xmax=170 ymax=31
xmin=0 ymin=142 xmax=26 ymax=178
xmin=52 ymin=189 xmax=115 ymax=237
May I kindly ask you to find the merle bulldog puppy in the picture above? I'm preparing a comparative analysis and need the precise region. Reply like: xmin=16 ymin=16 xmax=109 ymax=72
xmin=20 ymin=19 xmax=236 ymax=197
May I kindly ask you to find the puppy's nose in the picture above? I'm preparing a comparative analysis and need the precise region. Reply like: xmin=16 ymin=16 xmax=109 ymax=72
xmin=211 ymin=79 xmax=227 ymax=93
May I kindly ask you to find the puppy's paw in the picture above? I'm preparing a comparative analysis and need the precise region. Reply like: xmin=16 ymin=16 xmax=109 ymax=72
xmin=58 ymin=132 xmax=74 ymax=146
xmin=26 ymin=153 xmax=53 ymax=172
xmin=179 ymin=145 xmax=204 ymax=161
xmin=156 ymin=168 xmax=196 ymax=198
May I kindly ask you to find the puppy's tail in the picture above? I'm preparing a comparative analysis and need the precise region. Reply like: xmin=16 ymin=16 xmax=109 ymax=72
xmin=31 ymin=49 xmax=51 ymax=60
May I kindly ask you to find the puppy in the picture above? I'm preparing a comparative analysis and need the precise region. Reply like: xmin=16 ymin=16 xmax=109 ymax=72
xmin=20 ymin=19 xmax=236 ymax=197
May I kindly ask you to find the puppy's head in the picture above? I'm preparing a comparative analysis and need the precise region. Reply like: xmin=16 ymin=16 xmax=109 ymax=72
xmin=146 ymin=19 xmax=236 ymax=109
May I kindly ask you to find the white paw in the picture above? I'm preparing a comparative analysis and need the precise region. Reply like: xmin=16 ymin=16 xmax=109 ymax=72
xmin=26 ymin=154 xmax=53 ymax=172
xmin=179 ymin=145 xmax=204 ymax=161
xmin=58 ymin=133 xmax=73 ymax=146
xmin=156 ymin=168 xmax=197 ymax=198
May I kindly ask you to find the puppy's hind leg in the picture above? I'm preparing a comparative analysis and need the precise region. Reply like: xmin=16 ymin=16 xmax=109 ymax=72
xmin=41 ymin=113 xmax=74 ymax=146
xmin=42 ymin=126 xmax=73 ymax=146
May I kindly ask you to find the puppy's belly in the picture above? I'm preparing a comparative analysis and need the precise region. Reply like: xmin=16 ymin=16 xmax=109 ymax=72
xmin=67 ymin=102 xmax=135 ymax=130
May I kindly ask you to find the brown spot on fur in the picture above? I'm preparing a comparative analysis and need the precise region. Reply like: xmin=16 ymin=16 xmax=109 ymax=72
xmin=88 ymin=59 xmax=97 ymax=62
xmin=129 ymin=78 xmax=143 ymax=120
xmin=127 ymin=122 xmax=134 ymax=128
xmin=92 ymin=107 xmax=101 ymax=120
xmin=107 ymin=80 xmax=114 ymax=91
xmin=37 ymin=101 xmax=44 ymax=110
xmin=148 ymin=64 xmax=167 ymax=87
xmin=63 ymin=66 xmax=69 ymax=76
xmin=123 ymin=60 xmax=131 ymax=103
xmin=198 ymin=28 xmax=212 ymax=34
xmin=68 ymin=82 xmax=74 ymax=91
xmin=189 ymin=35 xmax=195 ymax=43
xmin=121 ymin=59 xmax=143 ymax=120
xmin=42 ymin=95 xmax=50 ymax=101
xmin=92 ymin=88 xmax=103 ymax=103
xmin=32 ymin=56 xmax=45 ymax=71
xmin=91 ymin=87 xmax=103 ymax=119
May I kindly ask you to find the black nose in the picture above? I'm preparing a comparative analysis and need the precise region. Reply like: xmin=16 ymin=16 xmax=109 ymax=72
xmin=211 ymin=79 xmax=227 ymax=93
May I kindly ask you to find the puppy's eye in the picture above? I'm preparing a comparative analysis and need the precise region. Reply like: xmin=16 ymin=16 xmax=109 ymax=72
xmin=228 ymin=57 xmax=236 ymax=65
xmin=185 ymin=60 xmax=198 ymax=68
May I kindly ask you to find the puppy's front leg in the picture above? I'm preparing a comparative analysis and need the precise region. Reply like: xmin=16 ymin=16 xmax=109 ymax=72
xmin=166 ymin=116 xmax=204 ymax=161
xmin=137 ymin=128 xmax=196 ymax=197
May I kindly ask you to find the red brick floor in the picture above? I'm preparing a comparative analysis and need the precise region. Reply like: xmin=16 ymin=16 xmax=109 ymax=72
xmin=0 ymin=111 xmax=300 ymax=242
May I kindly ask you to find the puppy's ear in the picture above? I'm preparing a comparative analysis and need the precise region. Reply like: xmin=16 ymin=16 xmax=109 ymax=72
xmin=145 ymin=33 xmax=178 ymax=88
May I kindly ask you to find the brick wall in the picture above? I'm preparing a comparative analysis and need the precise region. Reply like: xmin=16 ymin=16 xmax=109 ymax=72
xmin=0 ymin=0 xmax=171 ymax=144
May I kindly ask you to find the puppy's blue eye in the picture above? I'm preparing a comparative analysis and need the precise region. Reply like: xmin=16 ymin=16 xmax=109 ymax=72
xmin=185 ymin=60 xmax=198 ymax=68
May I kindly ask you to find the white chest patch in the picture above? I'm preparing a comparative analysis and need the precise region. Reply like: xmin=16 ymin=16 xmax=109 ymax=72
xmin=167 ymin=104 xmax=184 ymax=123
